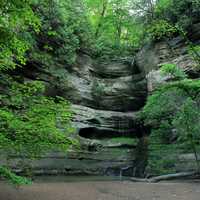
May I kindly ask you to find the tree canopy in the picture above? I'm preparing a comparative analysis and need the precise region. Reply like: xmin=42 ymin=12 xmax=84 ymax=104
xmin=1 ymin=0 xmax=199 ymax=66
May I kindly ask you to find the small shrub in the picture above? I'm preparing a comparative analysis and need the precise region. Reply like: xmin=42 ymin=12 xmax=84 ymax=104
xmin=161 ymin=63 xmax=187 ymax=80
xmin=147 ymin=20 xmax=177 ymax=40
xmin=188 ymin=45 xmax=200 ymax=67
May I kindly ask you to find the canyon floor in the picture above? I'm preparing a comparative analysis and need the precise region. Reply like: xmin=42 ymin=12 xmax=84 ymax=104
xmin=0 ymin=176 xmax=200 ymax=200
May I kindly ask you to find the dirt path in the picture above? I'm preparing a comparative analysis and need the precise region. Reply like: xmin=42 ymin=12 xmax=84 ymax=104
xmin=0 ymin=179 xmax=200 ymax=200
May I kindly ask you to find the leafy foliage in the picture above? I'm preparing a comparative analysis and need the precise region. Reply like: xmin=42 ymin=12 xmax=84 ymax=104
xmin=85 ymin=0 xmax=145 ymax=58
xmin=0 ymin=166 xmax=32 ymax=186
xmin=0 ymin=0 xmax=92 ymax=70
xmin=130 ymin=0 xmax=200 ymax=44
xmin=0 ymin=0 xmax=40 ymax=70
xmin=161 ymin=63 xmax=187 ymax=80
xmin=154 ymin=0 xmax=200 ymax=27
xmin=0 ymin=75 xmax=76 ymax=184
xmin=0 ymin=77 xmax=74 ymax=158
xmin=30 ymin=0 xmax=92 ymax=66
xmin=188 ymin=45 xmax=200 ymax=67
xmin=141 ymin=86 xmax=188 ymax=127
xmin=141 ymin=78 xmax=200 ymax=125
xmin=147 ymin=20 xmax=177 ymax=40
xmin=147 ymin=139 xmax=178 ymax=175
xmin=1 ymin=0 xmax=199 ymax=64
xmin=173 ymin=98 xmax=200 ymax=170
xmin=141 ymin=75 xmax=200 ymax=172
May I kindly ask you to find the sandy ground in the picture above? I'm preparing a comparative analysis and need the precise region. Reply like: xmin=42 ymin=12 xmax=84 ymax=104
xmin=0 ymin=178 xmax=200 ymax=200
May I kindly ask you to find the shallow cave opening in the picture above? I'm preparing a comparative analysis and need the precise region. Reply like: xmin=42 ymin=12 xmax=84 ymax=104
xmin=78 ymin=120 xmax=152 ymax=140
xmin=79 ymin=127 xmax=136 ymax=139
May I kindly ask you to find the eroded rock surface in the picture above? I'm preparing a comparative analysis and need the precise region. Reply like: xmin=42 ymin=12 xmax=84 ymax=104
xmin=136 ymin=22 xmax=200 ymax=92
xmin=9 ymin=53 xmax=147 ymax=176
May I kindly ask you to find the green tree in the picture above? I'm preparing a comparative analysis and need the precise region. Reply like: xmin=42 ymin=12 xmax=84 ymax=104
xmin=173 ymin=98 xmax=200 ymax=172
xmin=29 ymin=0 xmax=92 ymax=66
xmin=131 ymin=0 xmax=156 ymax=21
xmin=141 ymin=77 xmax=200 ymax=174
xmin=0 ymin=0 xmax=40 ymax=70
xmin=0 ymin=77 xmax=75 ymax=184
xmin=84 ymin=0 xmax=144 ymax=57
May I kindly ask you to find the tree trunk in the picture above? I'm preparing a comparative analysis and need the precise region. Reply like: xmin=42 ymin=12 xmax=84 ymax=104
xmin=95 ymin=0 xmax=107 ymax=38
xmin=131 ymin=171 xmax=199 ymax=183
xmin=190 ymin=138 xmax=200 ymax=172
xmin=133 ymin=135 xmax=149 ymax=178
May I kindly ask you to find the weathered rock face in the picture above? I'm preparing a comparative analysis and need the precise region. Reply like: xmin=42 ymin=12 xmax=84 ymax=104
xmin=30 ymin=55 xmax=146 ymax=112
xmin=71 ymin=104 xmax=139 ymax=134
xmin=136 ymin=22 xmax=200 ymax=92
xmin=58 ymin=57 xmax=147 ymax=176
xmin=57 ymin=60 xmax=146 ymax=111
xmin=15 ymin=53 xmax=147 ymax=176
